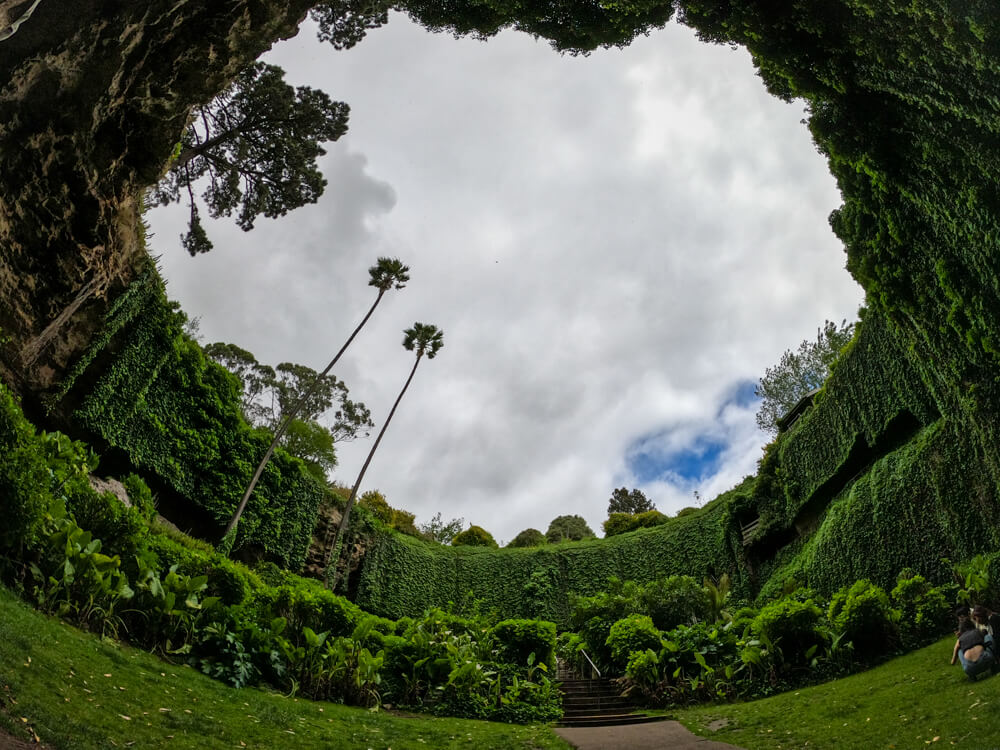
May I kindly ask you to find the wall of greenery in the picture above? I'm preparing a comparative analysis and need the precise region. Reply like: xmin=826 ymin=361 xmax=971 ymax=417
xmin=55 ymin=269 xmax=324 ymax=570
xmin=354 ymin=486 xmax=751 ymax=628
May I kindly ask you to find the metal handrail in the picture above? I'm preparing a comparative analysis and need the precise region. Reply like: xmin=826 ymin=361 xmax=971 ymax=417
xmin=579 ymin=648 xmax=601 ymax=679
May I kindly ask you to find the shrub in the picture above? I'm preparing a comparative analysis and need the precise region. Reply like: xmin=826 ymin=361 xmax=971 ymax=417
xmin=606 ymin=614 xmax=662 ymax=672
xmin=625 ymin=647 xmax=661 ymax=687
xmin=570 ymin=578 xmax=644 ymax=669
xmin=0 ymin=394 xmax=67 ymax=550
xmin=751 ymin=598 xmax=825 ymax=665
xmin=545 ymin=514 xmax=595 ymax=543
xmin=65 ymin=483 xmax=148 ymax=560
xmin=556 ymin=631 xmax=585 ymax=673
xmin=632 ymin=510 xmax=670 ymax=529
xmin=143 ymin=529 xmax=256 ymax=606
xmin=605 ymin=511 xmax=671 ymax=537
xmin=491 ymin=619 xmax=557 ymax=669
xmin=828 ymin=579 xmax=898 ymax=662
xmin=728 ymin=606 xmax=758 ymax=635
xmin=122 ymin=473 xmax=157 ymax=522
xmin=603 ymin=513 xmax=632 ymax=537
xmin=252 ymin=579 xmax=363 ymax=642
xmin=657 ymin=621 xmax=743 ymax=703
xmin=641 ymin=575 xmax=712 ymax=631
xmin=507 ymin=528 xmax=546 ymax=548
xmin=359 ymin=490 xmax=392 ymax=524
xmin=451 ymin=525 xmax=498 ymax=547
xmin=891 ymin=572 xmax=952 ymax=649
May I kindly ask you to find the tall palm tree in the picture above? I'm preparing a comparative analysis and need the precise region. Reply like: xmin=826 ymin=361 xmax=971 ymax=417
xmin=324 ymin=322 xmax=444 ymax=589
xmin=220 ymin=257 xmax=410 ymax=551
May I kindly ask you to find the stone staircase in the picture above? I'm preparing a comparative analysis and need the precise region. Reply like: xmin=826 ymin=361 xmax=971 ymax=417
xmin=556 ymin=661 xmax=665 ymax=728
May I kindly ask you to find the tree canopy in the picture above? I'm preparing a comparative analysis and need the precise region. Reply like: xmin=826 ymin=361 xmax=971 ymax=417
xmin=507 ymin=528 xmax=547 ymax=548
xmin=607 ymin=487 xmax=654 ymax=516
xmin=545 ymin=514 xmax=595 ymax=543
xmin=755 ymin=319 xmax=857 ymax=435
xmin=203 ymin=341 xmax=371 ymax=479
xmin=452 ymin=524 xmax=499 ymax=548
xmin=151 ymin=62 xmax=350 ymax=255
xmin=397 ymin=0 xmax=675 ymax=54
xmin=419 ymin=512 xmax=465 ymax=545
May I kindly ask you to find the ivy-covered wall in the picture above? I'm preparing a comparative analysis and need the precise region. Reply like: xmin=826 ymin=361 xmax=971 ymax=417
xmin=354 ymin=483 xmax=752 ymax=628
xmin=55 ymin=268 xmax=325 ymax=570
xmin=352 ymin=299 xmax=1000 ymax=621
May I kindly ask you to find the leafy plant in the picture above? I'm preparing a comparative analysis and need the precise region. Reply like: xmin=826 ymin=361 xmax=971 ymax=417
xmin=606 ymin=614 xmax=663 ymax=671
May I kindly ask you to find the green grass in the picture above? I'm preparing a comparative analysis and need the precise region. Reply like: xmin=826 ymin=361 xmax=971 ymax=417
xmin=674 ymin=638 xmax=1000 ymax=749
xmin=0 ymin=586 xmax=568 ymax=750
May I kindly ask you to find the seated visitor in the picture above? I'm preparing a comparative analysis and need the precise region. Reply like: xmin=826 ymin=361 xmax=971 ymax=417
xmin=951 ymin=618 xmax=995 ymax=680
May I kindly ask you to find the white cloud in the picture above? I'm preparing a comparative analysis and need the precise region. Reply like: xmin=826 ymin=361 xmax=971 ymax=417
xmin=148 ymin=14 xmax=863 ymax=544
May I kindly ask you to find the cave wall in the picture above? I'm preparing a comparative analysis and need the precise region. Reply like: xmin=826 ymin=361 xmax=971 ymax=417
xmin=0 ymin=0 xmax=313 ymax=407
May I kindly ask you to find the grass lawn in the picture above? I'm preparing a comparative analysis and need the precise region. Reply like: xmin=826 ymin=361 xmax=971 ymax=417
xmin=0 ymin=586 xmax=569 ymax=750
xmin=674 ymin=637 xmax=1000 ymax=749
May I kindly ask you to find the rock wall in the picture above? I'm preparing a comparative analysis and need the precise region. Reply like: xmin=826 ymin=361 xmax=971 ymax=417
xmin=0 ymin=0 xmax=313 ymax=406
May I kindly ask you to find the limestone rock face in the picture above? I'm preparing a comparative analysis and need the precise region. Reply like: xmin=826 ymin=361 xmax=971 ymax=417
xmin=0 ymin=0 xmax=314 ymax=405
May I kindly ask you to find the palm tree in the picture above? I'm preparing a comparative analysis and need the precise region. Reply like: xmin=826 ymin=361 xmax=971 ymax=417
xmin=220 ymin=257 xmax=410 ymax=551
xmin=324 ymin=322 xmax=444 ymax=589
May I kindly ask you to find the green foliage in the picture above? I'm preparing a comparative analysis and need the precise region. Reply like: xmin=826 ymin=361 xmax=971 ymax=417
xmin=63 ymin=273 xmax=324 ymax=569
xmin=64 ymin=484 xmax=148 ymax=560
xmin=947 ymin=554 xmax=993 ymax=607
xmin=755 ymin=319 xmax=857 ymax=435
xmin=452 ymin=525 xmax=499 ymax=548
xmin=0 ymin=395 xmax=67 ymax=550
xmin=608 ymin=487 xmax=654 ymax=515
xmin=399 ymin=0 xmax=676 ymax=53
xmin=150 ymin=62 xmax=350 ymax=254
xmin=491 ymin=619 xmax=557 ymax=670
xmin=28 ymin=500 xmax=135 ymax=639
xmin=420 ymin=512 xmax=465 ymax=545
xmin=751 ymin=598 xmax=824 ymax=665
xmin=890 ymin=572 xmax=953 ymax=650
xmin=827 ymin=580 xmax=898 ymax=662
xmin=354 ymin=490 xmax=743 ymax=628
xmin=122 ymin=473 xmax=156 ymax=522
xmin=604 ymin=509 xmax=670 ymax=537
xmin=606 ymin=614 xmax=662 ymax=671
xmin=507 ymin=528 xmax=546 ymax=548
xmin=602 ymin=512 xmax=632 ymax=537
xmin=545 ymin=514 xmax=595 ymax=543
xmin=359 ymin=490 xmax=421 ymax=537
xmin=641 ymin=575 xmax=712 ymax=632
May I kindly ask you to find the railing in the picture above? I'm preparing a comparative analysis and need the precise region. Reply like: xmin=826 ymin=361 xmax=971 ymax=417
xmin=740 ymin=517 xmax=761 ymax=546
xmin=579 ymin=648 xmax=601 ymax=680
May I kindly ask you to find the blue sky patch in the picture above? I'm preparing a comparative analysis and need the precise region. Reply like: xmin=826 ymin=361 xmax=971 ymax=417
xmin=724 ymin=379 xmax=759 ymax=411
xmin=625 ymin=379 xmax=760 ymax=484
xmin=628 ymin=436 xmax=728 ymax=483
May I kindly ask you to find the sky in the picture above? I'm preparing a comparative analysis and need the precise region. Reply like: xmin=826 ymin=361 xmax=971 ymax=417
xmin=148 ymin=12 xmax=864 ymax=545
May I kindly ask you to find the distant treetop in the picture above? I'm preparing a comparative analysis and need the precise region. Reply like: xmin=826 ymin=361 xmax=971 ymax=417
xmin=545 ymin=514 xmax=595 ymax=543
xmin=607 ymin=487 xmax=655 ymax=516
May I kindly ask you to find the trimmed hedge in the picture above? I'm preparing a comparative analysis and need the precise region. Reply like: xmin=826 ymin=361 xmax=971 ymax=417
xmin=354 ymin=494 xmax=747 ymax=628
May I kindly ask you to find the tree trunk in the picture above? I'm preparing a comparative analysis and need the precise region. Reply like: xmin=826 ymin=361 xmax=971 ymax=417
xmin=324 ymin=352 xmax=423 ymax=589
xmin=221 ymin=288 xmax=386 ymax=545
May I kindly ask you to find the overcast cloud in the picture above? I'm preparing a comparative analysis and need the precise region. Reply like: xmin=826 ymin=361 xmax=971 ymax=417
xmin=149 ymin=14 xmax=863 ymax=544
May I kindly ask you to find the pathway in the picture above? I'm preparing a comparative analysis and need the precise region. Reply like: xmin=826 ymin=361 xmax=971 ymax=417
xmin=555 ymin=720 xmax=744 ymax=750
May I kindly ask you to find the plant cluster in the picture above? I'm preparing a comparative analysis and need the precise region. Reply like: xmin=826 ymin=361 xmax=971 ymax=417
xmin=0 ymin=386 xmax=559 ymax=723
xmin=562 ymin=570 xmax=957 ymax=709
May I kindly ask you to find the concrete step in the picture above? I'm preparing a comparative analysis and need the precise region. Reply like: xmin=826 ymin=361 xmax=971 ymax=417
xmin=556 ymin=713 xmax=668 ymax=728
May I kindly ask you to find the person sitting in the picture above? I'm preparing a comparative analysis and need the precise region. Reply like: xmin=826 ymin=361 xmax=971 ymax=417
xmin=951 ymin=618 xmax=995 ymax=681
